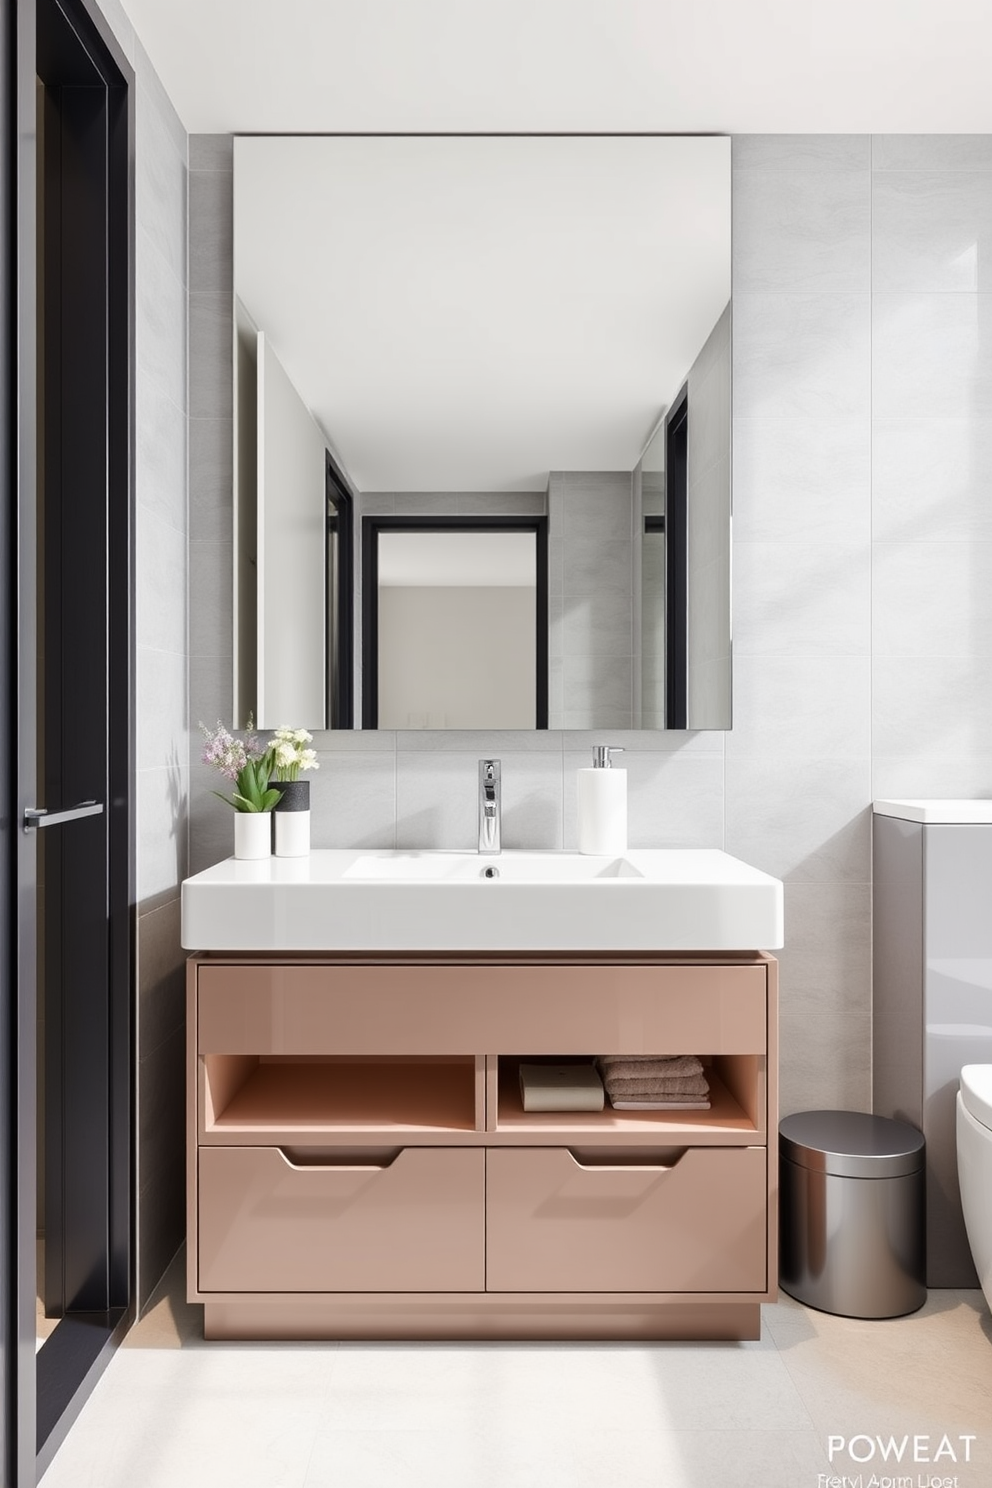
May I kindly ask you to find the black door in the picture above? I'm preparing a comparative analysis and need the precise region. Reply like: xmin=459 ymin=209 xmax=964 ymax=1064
xmin=664 ymin=384 xmax=688 ymax=730
xmin=3 ymin=0 xmax=134 ymax=1481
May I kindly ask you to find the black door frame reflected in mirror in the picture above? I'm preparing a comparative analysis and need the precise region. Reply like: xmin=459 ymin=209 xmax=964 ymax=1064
xmin=664 ymin=384 xmax=689 ymax=730
xmin=325 ymin=453 xmax=354 ymax=728
xmin=361 ymin=515 xmax=549 ymax=730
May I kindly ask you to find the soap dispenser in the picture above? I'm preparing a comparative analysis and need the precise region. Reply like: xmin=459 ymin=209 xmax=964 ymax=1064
xmin=577 ymin=745 xmax=627 ymax=855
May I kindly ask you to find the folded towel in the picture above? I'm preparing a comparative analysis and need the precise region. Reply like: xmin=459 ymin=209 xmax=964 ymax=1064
xmin=603 ymin=1074 xmax=710 ymax=1098
xmin=597 ymin=1056 xmax=703 ymax=1080
xmin=611 ymin=1098 xmax=711 ymax=1110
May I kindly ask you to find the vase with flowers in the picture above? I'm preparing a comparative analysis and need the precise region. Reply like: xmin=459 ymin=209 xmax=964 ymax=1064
xmin=269 ymin=726 xmax=320 ymax=857
xmin=200 ymin=716 xmax=280 ymax=860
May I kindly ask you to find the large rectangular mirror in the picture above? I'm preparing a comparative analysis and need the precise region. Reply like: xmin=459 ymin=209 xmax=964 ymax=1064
xmin=233 ymin=136 xmax=731 ymax=730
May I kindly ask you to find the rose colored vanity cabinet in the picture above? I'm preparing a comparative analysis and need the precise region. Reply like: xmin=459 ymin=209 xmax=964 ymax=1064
xmin=186 ymin=952 xmax=778 ymax=1340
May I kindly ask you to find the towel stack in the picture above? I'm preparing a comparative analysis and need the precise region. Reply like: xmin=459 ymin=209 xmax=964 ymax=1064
xmin=595 ymin=1054 xmax=710 ymax=1110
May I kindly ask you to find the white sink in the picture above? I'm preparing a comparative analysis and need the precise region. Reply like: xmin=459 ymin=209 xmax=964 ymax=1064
xmin=181 ymin=848 xmax=783 ymax=953
xmin=341 ymin=850 xmax=646 ymax=882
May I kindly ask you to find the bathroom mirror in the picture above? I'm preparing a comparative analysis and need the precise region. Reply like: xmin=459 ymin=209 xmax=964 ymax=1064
xmin=233 ymin=135 xmax=731 ymax=730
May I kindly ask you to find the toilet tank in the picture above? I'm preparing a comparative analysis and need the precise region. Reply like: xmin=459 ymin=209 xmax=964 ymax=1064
xmin=873 ymin=803 xmax=992 ymax=1287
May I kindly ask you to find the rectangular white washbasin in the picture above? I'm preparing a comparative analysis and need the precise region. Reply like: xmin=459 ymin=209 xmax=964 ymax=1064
xmin=181 ymin=848 xmax=783 ymax=953
xmin=341 ymin=851 xmax=646 ymax=882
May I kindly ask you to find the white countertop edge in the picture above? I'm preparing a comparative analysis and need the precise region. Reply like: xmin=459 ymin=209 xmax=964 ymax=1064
xmin=873 ymin=799 xmax=992 ymax=824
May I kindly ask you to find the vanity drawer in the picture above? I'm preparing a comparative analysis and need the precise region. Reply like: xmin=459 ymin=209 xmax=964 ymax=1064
xmin=196 ymin=963 xmax=767 ymax=1056
xmin=485 ymin=1146 xmax=766 ymax=1293
xmin=198 ymin=1146 xmax=484 ymax=1293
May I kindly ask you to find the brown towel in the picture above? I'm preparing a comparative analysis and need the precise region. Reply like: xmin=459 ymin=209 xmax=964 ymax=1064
xmin=603 ymin=1074 xmax=710 ymax=1098
xmin=597 ymin=1056 xmax=703 ymax=1080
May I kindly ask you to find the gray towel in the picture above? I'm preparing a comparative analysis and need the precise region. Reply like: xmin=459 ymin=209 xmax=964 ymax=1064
xmin=597 ymin=1055 xmax=703 ymax=1080
xmin=603 ymin=1073 xmax=710 ymax=1098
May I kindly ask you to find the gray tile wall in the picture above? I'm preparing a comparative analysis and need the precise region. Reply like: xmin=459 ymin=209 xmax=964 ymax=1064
xmin=870 ymin=134 xmax=992 ymax=799
xmin=189 ymin=137 xmax=236 ymax=876
xmin=187 ymin=132 xmax=992 ymax=1123
xmin=125 ymin=19 xmax=190 ymax=1304
xmin=547 ymin=472 xmax=634 ymax=729
xmin=731 ymin=136 xmax=872 ymax=1113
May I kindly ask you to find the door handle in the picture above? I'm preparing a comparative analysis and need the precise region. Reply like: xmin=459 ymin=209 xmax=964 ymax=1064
xmin=24 ymin=800 xmax=104 ymax=830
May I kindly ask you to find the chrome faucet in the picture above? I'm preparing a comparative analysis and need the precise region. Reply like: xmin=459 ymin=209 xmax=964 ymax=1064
xmin=478 ymin=759 xmax=501 ymax=854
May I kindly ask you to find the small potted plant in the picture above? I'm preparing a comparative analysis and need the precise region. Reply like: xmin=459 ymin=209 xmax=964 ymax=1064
xmin=269 ymin=726 xmax=320 ymax=857
xmin=200 ymin=717 xmax=281 ymax=860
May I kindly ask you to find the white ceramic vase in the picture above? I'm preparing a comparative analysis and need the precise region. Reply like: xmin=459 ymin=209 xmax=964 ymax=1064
xmin=273 ymin=779 xmax=311 ymax=858
xmin=275 ymin=810 xmax=310 ymax=858
xmin=234 ymin=810 xmax=272 ymax=860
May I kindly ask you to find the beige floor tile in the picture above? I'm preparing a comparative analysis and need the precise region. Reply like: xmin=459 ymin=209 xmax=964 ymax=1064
xmin=41 ymin=1265 xmax=992 ymax=1488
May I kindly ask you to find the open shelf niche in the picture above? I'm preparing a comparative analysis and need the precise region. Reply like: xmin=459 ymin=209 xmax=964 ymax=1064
xmin=201 ymin=1054 xmax=485 ymax=1138
xmin=490 ymin=1053 xmax=765 ymax=1141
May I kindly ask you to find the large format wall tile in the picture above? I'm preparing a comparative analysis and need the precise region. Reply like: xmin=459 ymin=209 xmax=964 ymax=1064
xmin=136 ymin=764 xmax=189 ymax=906
xmin=734 ymin=136 xmax=870 ymax=172
xmin=188 ymin=417 xmax=233 ymax=542
xmin=136 ymin=507 xmax=186 ymax=657
xmin=872 ymin=541 xmax=992 ymax=655
xmin=726 ymin=656 xmax=870 ymax=760
xmin=872 ymin=293 xmax=992 ymax=418
xmin=872 ymin=416 xmax=992 ymax=542
xmin=872 ymin=753 xmax=992 ymax=800
xmin=189 ymin=291 xmax=233 ymax=420
xmin=733 ymin=542 xmax=870 ymax=657
xmin=135 ymin=83 xmax=187 ymax=286
xmin=724 ymin=758 xmax=871 ymax=884
xmin=189 ymin=169 xmax=233 ymax=294
xmin=733 ymin=169 xmax=870 ymax=293
xmin=872 ymin=654 xmax=992 ymax=758
xmin=189 ymin=133 xmax=233 ymax=172
xmin=872 ymin=171 xmax=992 ymax=292
xmin=310 ymin=752 xmax=397 ymax=850
xmin=733 ymin=293 xmax=871 ymax=420
xmin=136 ymin=377 xmax=187 ymax=534
xmin=732 ymin=418 xmax=871 ymax=543
xmin=137 ymin=647 xmax=189 ymax=772
xmin=136 ymin=229 xmax=187 ymax=414
xmin=775 ymin=882 xmax=871 ymax=1116
xmin=872 ymin=134 xmax=992 ymax=171
xmin=188 ymin=540 xmax=233 ymax=659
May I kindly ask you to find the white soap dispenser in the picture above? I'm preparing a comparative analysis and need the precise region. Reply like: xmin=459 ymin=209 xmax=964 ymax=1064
xmin=577 ymin=745 xmax=627 ymax=855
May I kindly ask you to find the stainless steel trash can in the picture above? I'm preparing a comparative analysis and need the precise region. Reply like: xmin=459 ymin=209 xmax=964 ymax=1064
xmin=779 ymin=1110 xmax=926 ymax=1318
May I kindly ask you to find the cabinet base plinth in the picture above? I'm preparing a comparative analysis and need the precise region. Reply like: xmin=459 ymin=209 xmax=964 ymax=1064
xmin=202 ymin=1298 xmax=763 ymax=1342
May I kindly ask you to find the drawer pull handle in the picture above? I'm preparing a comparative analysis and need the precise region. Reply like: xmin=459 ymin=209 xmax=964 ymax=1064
xmin=277 ymin=1147 xmax=400 ymax=1172
xmin=566 ymin=1148 xmax=687 ymax=1173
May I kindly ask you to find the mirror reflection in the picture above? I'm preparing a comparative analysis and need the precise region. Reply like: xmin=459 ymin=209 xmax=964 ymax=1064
xmin=233 ymin=136 xmax=731 ymax=730
xmin=364 ymin=521 xmax=546 ymax=729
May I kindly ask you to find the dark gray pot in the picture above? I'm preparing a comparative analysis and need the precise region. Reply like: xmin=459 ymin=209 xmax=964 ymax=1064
xmin=270 ymin=779 xmax=310 ymax=813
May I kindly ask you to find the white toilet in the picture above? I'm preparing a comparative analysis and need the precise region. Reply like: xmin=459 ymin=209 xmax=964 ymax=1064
xmin=957 ymin=1064 xmax=992 ymax=1311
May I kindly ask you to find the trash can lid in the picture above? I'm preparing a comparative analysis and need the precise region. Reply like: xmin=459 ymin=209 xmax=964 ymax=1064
xmin=779 ymin=1110 xmax=925 ymax=1178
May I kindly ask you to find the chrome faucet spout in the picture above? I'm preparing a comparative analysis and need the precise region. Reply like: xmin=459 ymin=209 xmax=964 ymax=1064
xmin=478 ymin=758 xmax=502 ymax=855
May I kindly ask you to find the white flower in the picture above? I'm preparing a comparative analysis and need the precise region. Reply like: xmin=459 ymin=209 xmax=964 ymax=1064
xmin=293 ymin=728 xmax=313 ymax=746
xmin=299 ymin=749 xmax=319 ymax=770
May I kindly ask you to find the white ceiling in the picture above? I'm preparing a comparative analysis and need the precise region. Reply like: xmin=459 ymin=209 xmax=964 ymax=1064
xmin=125 ymin=0 xmax=992 ymax=134
xmin=235 ymin=136 xmax=729 ymax=491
